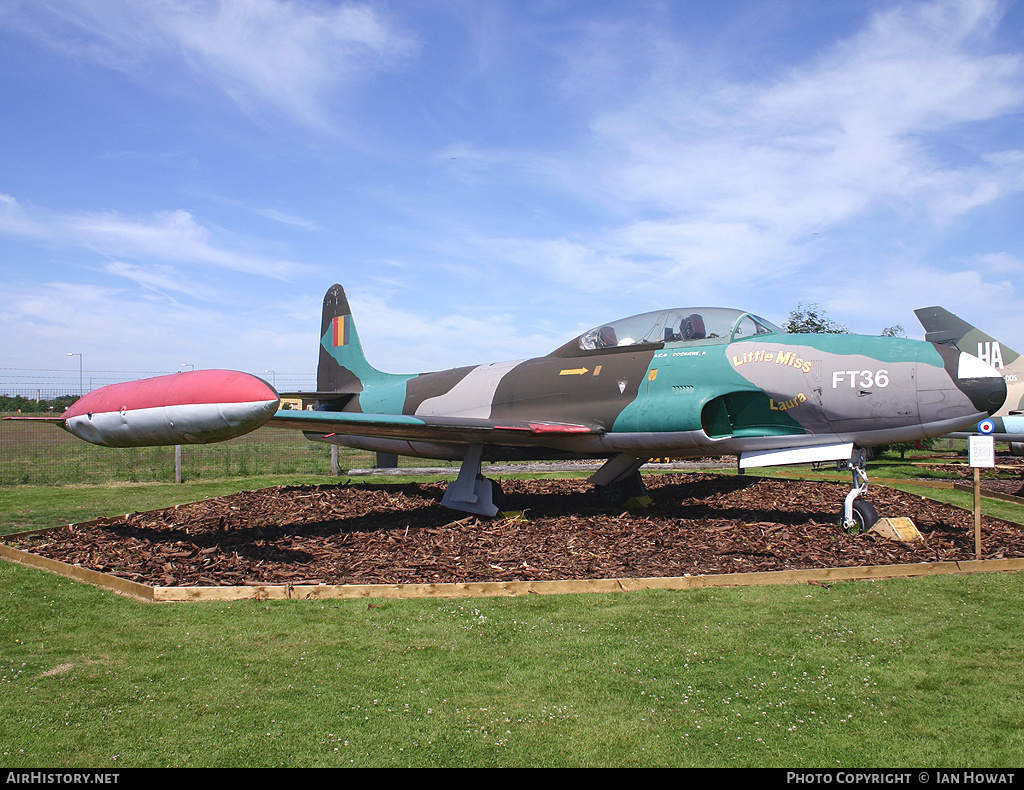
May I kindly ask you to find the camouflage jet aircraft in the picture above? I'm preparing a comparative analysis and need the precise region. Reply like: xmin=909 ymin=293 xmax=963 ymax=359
xmin=915 ymin=305 xmax=1024 ymax=454
xmin=12 ymin=285 xmax=1007 ymax=531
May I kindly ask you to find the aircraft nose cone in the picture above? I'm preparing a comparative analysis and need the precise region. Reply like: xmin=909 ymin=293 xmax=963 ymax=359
xmin=953 ymin=351 xmax=1006 ymax=416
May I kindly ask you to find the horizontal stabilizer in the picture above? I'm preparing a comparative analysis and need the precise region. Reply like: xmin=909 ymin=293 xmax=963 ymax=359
xmin=276 ymin=391 xmax=353 ymax=403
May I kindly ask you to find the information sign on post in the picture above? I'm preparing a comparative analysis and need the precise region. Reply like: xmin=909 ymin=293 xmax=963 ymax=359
xmin=969 ymin=434 xmax=995 ymax=468
xmin=969 ymin=434 xmax=996 ymax=560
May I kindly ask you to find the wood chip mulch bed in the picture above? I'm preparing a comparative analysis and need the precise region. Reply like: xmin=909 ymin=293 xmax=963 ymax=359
xmin=7 ymin=473 xmax=1024 ymax=588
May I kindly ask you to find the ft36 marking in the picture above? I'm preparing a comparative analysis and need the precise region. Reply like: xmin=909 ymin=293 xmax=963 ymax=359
xmin=832 ymin=370 xmax=890 ymax=388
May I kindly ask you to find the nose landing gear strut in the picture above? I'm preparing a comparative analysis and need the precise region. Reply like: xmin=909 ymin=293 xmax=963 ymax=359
xmin=839 ymin=448 xmax=879 ymax=534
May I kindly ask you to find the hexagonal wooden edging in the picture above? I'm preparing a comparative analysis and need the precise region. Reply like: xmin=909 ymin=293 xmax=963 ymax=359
xmin=3 ymin=536 xmax=1023 ymax=602
xmin=4 ymin=474 xmax=1022 ymax=601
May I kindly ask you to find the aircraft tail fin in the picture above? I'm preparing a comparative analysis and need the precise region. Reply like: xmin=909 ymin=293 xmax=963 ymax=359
xmin=316 ymin=284 xmax=392 ymax=395
xmin=915 ymin=305 xmax=1020 ymax=373
xmin=915 ymin=306 xmax=981 ymax=347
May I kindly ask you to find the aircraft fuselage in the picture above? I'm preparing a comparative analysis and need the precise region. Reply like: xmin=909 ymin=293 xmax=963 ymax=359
xmin=311 ymin=327 xmax=1002 ymax=464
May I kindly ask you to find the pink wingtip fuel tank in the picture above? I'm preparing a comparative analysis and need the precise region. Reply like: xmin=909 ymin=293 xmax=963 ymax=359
xmin=60 ymin=369 xmax=279 ymax=448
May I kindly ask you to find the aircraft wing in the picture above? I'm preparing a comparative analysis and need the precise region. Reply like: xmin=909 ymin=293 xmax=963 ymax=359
xmin=266 ymin=409 xmax=604 ymax=444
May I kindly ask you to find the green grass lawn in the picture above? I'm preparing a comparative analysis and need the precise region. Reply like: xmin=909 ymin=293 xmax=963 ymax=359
xmin=2 ymin=561 xmax=1022 ymax=768
xmin=3 ymin=458 xmax=1024 ymax=767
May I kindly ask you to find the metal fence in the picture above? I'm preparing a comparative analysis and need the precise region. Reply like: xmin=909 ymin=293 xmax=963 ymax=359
xmin=0 ymin=415 xmax=452 ymax=486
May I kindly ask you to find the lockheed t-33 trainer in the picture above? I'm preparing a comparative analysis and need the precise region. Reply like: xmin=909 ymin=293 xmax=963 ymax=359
xmin=13 ymin=284 xmax=1007 ymax=532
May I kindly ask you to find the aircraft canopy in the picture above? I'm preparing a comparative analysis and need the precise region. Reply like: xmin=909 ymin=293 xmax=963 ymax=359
xmin=573 ymin=307 xmax=782 ymax=352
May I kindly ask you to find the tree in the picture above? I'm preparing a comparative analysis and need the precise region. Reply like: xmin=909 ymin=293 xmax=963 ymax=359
xmin=881 ymin=439 xmax=934 ymax=460
xmin=785 ymin=302 xmax=849 ymax=334
xmin=0 ymin=394 xmax=79 ymax=413
xmin=785 ymin=304 xmax=907 ymax=338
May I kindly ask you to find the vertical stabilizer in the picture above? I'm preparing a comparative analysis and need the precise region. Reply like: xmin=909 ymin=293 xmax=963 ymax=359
xmin=915 ymin=306 xmax=1020 ymax=371
xmin=915 ymin=305 xmax=1023 ymax=413
xmin=317 ymin=284 xmax=391 ymax=394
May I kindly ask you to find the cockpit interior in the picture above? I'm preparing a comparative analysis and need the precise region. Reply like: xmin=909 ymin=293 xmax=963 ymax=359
xmin=569 ymin=308 xmax=782 ymax=354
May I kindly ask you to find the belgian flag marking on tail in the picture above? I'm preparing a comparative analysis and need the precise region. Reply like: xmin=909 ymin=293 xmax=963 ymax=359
xmin=332 ymin=315 xmax=350 ymax=347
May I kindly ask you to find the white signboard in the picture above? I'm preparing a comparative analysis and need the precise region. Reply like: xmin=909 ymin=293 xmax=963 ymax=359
xmin=969 ymin=434 xmax=995 ymax=468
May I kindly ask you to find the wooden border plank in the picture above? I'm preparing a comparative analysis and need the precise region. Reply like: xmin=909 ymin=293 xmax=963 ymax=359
xmin=0 ymin=542 xmax=155 ymax=600
xmin=5 ymin=540 xmax=1024 ymax=602
xmin=952 ymin=482 xmax=1024 ymax=505
xmin=4 ymin=474 xmax=1024 ymax=601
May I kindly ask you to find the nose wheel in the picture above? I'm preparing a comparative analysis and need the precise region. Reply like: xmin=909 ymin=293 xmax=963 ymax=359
xmin=839 ymin=448 xmax=879 ymax=534
xmin=846 ymin=498 xmax=879 ymax=535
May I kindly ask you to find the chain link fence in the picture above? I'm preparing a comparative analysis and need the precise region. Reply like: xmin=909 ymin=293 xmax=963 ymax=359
xmin=0 ymin=415 xmax=453 ymax=486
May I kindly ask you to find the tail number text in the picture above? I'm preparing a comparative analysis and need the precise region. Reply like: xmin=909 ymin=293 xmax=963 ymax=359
xmin=832 ymin=370 xmax=890 ymax=389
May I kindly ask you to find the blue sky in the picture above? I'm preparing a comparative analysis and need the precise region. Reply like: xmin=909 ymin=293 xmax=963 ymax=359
xmin=2 ymin=0 xmax=1023 ymax=393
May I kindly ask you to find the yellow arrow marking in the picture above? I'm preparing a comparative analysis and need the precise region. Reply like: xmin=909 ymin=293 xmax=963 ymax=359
xmin=559 ymin=367 xmax=590 ymax=376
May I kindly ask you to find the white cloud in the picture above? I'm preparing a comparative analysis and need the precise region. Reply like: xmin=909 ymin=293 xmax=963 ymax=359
xmin=4 ymin=1 xmax=1024 ymax=376
xmin=70 ymin=208 xmax=300 ymax=278
xmin=347 ymin=291 xmax=560 ymax=372
xmin=0 ymin=193 xmax=48 ymax=237
xmin=161 ymin=0 xmax=417 ymax=127
xmin=972 ymin=250 xmax=1024 ymax=275
xmin=2 ymin=0 xmax=417 ymax=129
xmin=590 ymin=0 xmax=1024 ymax=234
xmin=0 ymin=281 xmax=219 ymax=370
xmin=103 ymin=261 xmax=210 ymax=298
xmin=0 ymin=196 xmax=309 ymax=280
xmin=815 ymin=259 xmax=1020 ymax=342
xmin=440 ymin=0 xmax=1024 ymax=322
xmin=0 ymin=280 xmax=320 ymax=388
